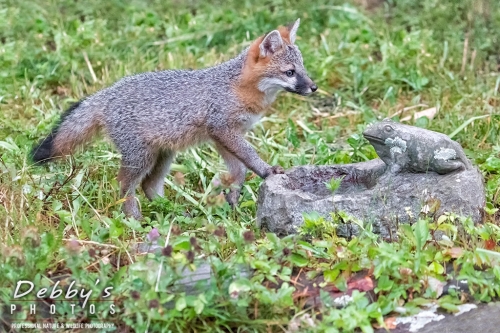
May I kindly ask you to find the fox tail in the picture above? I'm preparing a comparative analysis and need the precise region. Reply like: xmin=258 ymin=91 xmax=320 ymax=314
xmin=31 ymin=99 xmax=102 ymax=163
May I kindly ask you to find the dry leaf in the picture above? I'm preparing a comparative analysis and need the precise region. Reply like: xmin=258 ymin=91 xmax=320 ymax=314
xmin=401 ymin=107 xmax=437 ymax=122
xmin=445 ymin=247 xmax=464 ymax=258
xmin=56 ymin=86 xmax=70 ymax=96
xmin=206 ymin=193 xmax=225 ymax=206
xmin=65 ymin=239 xmax=82 ymax=254
xmin=347 ymin=276 xmax=374 ymax=292
xmin=367 ymin=264 xmax=375 ymax=277
xmin=425 ymin=276 xmax=445 ymax=298
xmin=384 ymin=316 xmax=397 ymax=329
xmin=173 ymin=172 xmax=186 ymax=186
xmin=373 ymin=316 xmax=397 ymax=330
xmin=485 ymin=239 xmax=496 ymax=250
xmin=171 ymin=224 xmax=182 ymax=236
xmin=400 ymin=267 xmax=413 ymax=276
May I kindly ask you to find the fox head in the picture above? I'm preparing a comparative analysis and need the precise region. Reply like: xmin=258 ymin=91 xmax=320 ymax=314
xmin=238 ymin=19 xmax=317 ymax=110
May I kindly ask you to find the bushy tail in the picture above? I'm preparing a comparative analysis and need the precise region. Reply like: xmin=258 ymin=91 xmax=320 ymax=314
xmin=31 ymin=99 xmax=102 ymax=164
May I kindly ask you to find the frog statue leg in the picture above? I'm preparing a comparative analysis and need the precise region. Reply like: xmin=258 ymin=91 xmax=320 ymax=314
xmin=432 ymin=146 xmax=467 ymax=175
xmin=388 ymin=148 xmax=410 ymax=174
xmin=433 ymin=159 xmax=466 ymax=175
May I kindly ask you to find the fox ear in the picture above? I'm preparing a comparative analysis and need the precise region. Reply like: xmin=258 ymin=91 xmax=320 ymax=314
xmin=259 ymin=30 xmax=283 ymax=57
xmin=288 ymin=18 xmax=300 ymax=44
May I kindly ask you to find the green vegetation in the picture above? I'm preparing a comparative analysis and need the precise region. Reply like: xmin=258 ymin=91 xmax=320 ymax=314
xmin=1 ymin=0 xmax=499 ymax=332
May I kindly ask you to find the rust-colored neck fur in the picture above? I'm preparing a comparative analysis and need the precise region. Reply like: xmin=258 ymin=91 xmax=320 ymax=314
xmin=234 ymin=27 xmax=292 ymax=113
xmin=235 ymin=35 xmax=268 ymax=113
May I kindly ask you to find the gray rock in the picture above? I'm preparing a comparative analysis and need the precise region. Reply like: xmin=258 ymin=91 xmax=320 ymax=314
xmin=375 ymin=303 xmax=500 ymax=333
xmin=256 ymin=120 xmax=485 ymax=237
xmin=132 ymin=242 xmax=252 ymax=294
xmin=417 ymin=302 xmax=500 ymax=333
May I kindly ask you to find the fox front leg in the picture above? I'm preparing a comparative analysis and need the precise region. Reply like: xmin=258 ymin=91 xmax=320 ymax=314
xmin=207 ymin=125 xmax=284 ymax=179
xmin=215 ymin=143 xmax=247 ymax=207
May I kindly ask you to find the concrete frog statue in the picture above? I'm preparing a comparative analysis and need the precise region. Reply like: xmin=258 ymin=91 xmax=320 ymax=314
xmin=257 ymin=119 xmax=484 ymax=237
xmin=363 ymin=119 xmax=473 ymax=174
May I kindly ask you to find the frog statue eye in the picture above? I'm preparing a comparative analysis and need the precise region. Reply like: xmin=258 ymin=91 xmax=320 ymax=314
xmin=384 ymin=125 xmax=393 ymax=133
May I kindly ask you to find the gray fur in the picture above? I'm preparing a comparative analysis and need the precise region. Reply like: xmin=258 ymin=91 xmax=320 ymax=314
xmin=32 ymin=21 xmax=317 ymax=219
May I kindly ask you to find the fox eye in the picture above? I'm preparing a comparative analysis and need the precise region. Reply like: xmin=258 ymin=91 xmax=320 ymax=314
xmin=285 ymin=70 xmax=295 ymax=77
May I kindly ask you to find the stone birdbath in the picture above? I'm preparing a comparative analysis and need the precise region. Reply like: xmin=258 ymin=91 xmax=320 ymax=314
xmin=256 ymin=119 xmax=485 ymax=237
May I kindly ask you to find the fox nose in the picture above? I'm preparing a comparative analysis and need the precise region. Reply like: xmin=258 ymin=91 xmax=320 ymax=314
xmin=310 ymin=84 xmax=318 ymax=92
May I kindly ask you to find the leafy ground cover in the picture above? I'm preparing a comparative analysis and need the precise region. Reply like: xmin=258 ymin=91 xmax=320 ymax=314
xmin=1 ymin=0 xmax=500 ymax=332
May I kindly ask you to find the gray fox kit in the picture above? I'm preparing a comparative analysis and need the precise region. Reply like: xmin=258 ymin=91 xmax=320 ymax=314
xmin=31 ymin=19 xmax=317 ymax=219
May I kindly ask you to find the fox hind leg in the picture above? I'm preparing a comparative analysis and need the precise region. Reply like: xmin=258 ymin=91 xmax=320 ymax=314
xmin=141 ymin=149 xmax=176 ymax=200
xmin=118 ymin=149 xmax=157 ymax=220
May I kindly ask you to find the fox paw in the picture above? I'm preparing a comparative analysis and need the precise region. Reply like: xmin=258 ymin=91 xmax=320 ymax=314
xmin=225 ymin=189 xmax=241 ymax=208
xmin=265 ymin=165 xmax=285 ymax=178
xmin=122 ymin=197 xmax=143 ymax=220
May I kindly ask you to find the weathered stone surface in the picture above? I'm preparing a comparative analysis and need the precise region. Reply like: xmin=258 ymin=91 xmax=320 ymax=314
xmin=375 ymin=303 xmax=500 ymax=333
xmin=256 ymin=120 xmax=485 ymax=237
xmin=417 ymin=302 xmax=500 ymax=333
xmin=132 ymin=242 xmax=252 ymax=294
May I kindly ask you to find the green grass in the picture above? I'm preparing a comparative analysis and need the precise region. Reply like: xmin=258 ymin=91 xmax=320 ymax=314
xmin=1 ymin=0 xmax=500 ymax=332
